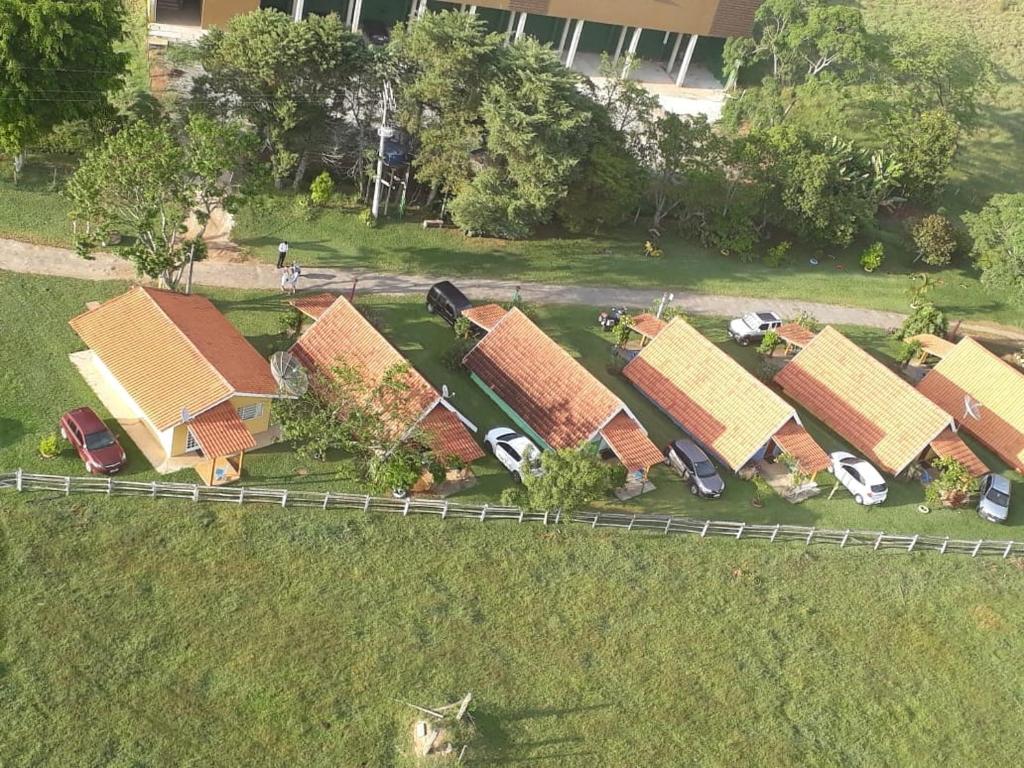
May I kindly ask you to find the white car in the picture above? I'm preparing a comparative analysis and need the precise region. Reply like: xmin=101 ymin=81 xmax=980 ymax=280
xmin=484 ymin=428 xmax=542 ymax=482
xmin=828 ymin=451 xmax=888 ymax=505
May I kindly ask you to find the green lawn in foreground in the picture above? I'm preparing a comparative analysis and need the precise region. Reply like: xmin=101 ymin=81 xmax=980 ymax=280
xmin=1 ymin=271 xmax=1020 ymax=540
xmin=2 ymin=489 xmax=1023 ymax=766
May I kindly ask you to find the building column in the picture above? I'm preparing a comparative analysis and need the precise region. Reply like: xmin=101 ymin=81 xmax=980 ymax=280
xmin=565 ymin=18 xmax=584 ymax=68
xmin=613 ymin=26 xmax=628 ymax=63
xmin=676 ymin=34 xmax=698 ymax=87
xmin=504 ymin=11 xmax=517 ymax=44
xmin=622 ymin=26 xmax=642 ymax=75
xmin=345 ymin=0 xmax=354 ymax=28
xmin=292 ymin=0 xmax=305 ymax=22
xmin=666 ymin=32 xmax=683 ymax=72
xmin=351 ymin=0 xmax=363 ymax=30
xmin=417 ymin=0 xmax=428 ymax=18
xmin=468 ymin=5 xmax=477 ymax=14
xmin=557 ymin=18 xmax=572 ymax=54
xmin=514 ymin=11 xmax=528 ymax=42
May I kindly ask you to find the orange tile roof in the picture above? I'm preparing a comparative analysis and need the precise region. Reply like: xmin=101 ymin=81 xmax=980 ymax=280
xmin=771 ymin=420 xmax=831 ymax=475
xmin=462 ymin=303 xmax=508 ymax=332
xmin=623 ymin=318 xmax=814 ymax=471
xmin=289 ymin=292 xmax=338 ymax=320
xmin=776 ymin=323 xmax=816 ymax=349
xmin=908 ymin=333 xmax=955 ymax=359
xmin=774 ymin=326 xmax=954 ymax=475
xmin=463 ymin=308 xmax=627 ymax=449
xmin=188 ymin=401 xmax=256 ymax=458
xmin=917 ymin=337 xmax=1024 ymax=471
xmin=929 ymin=427 xmax=989 ymax=478
xmin=599 ymin=412 xmax=664 ymax=471
xmin=290 ymin=296 xmax=482 ymax=463
xmin=419 ymin=405 xmax=485 ymax=464
xmin=628 ymin=313 xmax=668 ymax=340
xmin=69 ymin=286 xmax=276 ymax=431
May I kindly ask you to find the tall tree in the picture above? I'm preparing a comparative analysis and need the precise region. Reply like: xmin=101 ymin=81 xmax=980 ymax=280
xmin=193 ymin=9 xmax=369 ymax=187
xmin=0 ymin=0 xmax=127 ymax=174
xmin=513 ymin=443 xmax=625 ymax=515
xmin=964 ymin=194 xmax=1024 ymax=304
xmin=65 ymin=118 xmax=256 ymax=290
xmin=390 ymin=10 xmax=501 ymax=203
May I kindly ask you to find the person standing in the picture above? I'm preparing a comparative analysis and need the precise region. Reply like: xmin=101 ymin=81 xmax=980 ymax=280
xmin=277 ymin=240 xmax=289 ymax=269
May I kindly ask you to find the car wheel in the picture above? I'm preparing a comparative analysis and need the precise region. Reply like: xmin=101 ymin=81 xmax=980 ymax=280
xmin=854 ymin=494 xmax=864 ymax=505
xmin=739 ymin=336 xmax=751 ymax=346
xmin=689 ymin=483 xmax=699 ymax=496
xmin=426 ymin=302 xmax=435 ymax=314
xmin=513 ymin=470 xmax=523 ymax=484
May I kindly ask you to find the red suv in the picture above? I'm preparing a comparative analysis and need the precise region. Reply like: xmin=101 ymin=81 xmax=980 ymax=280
xmin=60 ymin=407 xmax=126 ymax=474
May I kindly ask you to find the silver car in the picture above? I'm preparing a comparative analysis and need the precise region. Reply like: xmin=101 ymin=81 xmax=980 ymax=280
xmin=978 ymin=474 xmax=1011 ymax=523
xmin=666 ymin=439 xmax=725 ymax=498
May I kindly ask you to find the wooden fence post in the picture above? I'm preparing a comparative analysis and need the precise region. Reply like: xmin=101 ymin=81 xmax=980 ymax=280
xmin=479 ymin=504 xmax=487 ymax=521
xmin=971 ymin=540 xmax=983 ymax=557
xmin=192 ymin=484 xmax=199 ymax=502
xmin=280 ymin=490 xmax=288 ymax=508
xmin=239 ymin=487 xmax=246 ymax=505
xmin=627 ymin=517 xmax=635 ymax=532
xmin=65 ymin=476 xmax=71 ymax=496
xmin=363 ymin=496 xmax=371 ymax=513
xmin=735 ymin=522 xmax=744 ymax=539
xmin=840 ymin=529 xmax=850 ymax=548
xmin=405 ymin=498 xmax=413 ymax=517
xmin=805 ymin=528 xmax=815 ymax=545
xmin=151 ymin=481 xmax=157 ymax=498
xmin=873 ymin=533 xmax=884 ymax=550
xmin=322 ymin=492 xmax=330 ymax=510
xmin=15 ymin=468 xmax=22 ymax=491
xmin=1004 ymin=541 xmax=1014 ymax=559
xmin=939 ymin=537 xmax=949 ymax=554
xmin=699 ymin=520 xmax=710 ymax=538
xmin=770 ymin=524 xmax=780 ymax=542
xmin=907 ymin=534 xmax=918 ymax=552
xmin=107 ymin=476 xmax=113 ymax=495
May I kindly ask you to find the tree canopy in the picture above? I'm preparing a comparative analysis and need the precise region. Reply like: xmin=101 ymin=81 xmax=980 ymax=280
xmin=0 ymin=0 xmax=128 ymax=163
xmin=965 ymin=194 xmax=1024 ymax=304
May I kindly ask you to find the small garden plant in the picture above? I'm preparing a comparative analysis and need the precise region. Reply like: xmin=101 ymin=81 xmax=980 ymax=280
xmin=758 ymin=330 xmax=781 ymax=356
xmin=38 ymin=433 xmax=60 ymax=459
xmin=308 ymin=171 xmax=335 ymax=207
xmin=859 ymin=242 xmax=885 ymax=272
xmin=925 ymin=457 xmax=978 ymax=509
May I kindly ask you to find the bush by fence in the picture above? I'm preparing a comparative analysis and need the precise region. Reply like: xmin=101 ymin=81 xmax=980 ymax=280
xmin=1 ymin=469 xmax=1020 ymax=559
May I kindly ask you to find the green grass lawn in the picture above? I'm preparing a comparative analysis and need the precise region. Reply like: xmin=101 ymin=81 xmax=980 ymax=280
xmin=3 ymin=277 xmax=1024 ymax=767
xmin=1 ymin=271 xmax=1020 ymax=541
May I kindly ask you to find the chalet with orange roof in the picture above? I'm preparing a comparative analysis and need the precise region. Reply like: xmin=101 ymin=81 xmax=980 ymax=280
xmin=623 ymin=317 xmax=829 ymax=475
xmin=462 ymin=308 xmax=663 ymax=475
xmin=69 ymin=286 xmax=283 ymax=485
xmin=289 ymin=295 xmax=484 ymax=465
xmin=774 ymin=327 xmax=988 ymax=477
xmin=917 ymin=337 xmax=1024 ymax=472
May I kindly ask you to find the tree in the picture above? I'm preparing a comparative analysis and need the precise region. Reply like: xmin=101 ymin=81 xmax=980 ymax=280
xmin=925 ymin=457 xmax=978 ymax=509
xmin=508 ymin=443 xmax=625 ymax=515
xmin=884 ymin=109 xmax=960 ymax=203
xmin=896 ymin=302 xmax=948 ymax=340
xmin=0 ymin=0 xmax=128 ymax=174
xmin=390 ymin=10 xmax=501 ymax=203
xmin=885 ymin=22 xmax=993 ymax=128
xmin=276 ymin=362 xmax=450 ymax=494
xmin=65 ymin=118 xmax=256 ymax=290
xmin=912 ymin=214 xmax=958 ymax=266
xmin=193 ymin=9 xmax=369 ymax=187
xmin=964 ymin=193 xmax=1024 ymax=304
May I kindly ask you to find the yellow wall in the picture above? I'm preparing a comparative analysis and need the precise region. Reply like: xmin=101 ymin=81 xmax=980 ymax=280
xmin=202 ymin=0 xmax=260 ymax=28
xmin=168 ymin=396 xmax=274 ymax=457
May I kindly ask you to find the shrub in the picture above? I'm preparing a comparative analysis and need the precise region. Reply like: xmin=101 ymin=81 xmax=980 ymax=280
xmin=925 ymin=457 xmax=978 ymax=509
xmin=453 ymin=316 xmax=472 ymax=340
xmin=38 ymin=433 xmax=60 ymax=458
xmin=896 ymin=339 xmax=923 ymax=364
xmin=612 ymin=314 xmax=634 ymax=347
xmin=278 ymin=306 xmax=304 ymax=341
xmin=789 ymin=310 xmax=819 ymax=332
xmin=897 ymin=302 xmax=948 ymax=340
xmin=763 ymin=241 xmax=792 ymax=268
xmin=643 ymin=240 xmax=663 ymax=258
xmin=859 ymin=242 xmax=885 ymax=272
xmin=360 ymin=209 xmax=378 ymax=228
xmin=308 ymin=171 xmax=335 ymax=207
xmin=912 ymin=214 xmax=958 ymax=266
xmin=441 ymin=338 xmax=474 ymax=371
xmin=292 ymin=194 xmax=314 ymax=220
xmin=758 ymin=330 xmax=781 ymax=356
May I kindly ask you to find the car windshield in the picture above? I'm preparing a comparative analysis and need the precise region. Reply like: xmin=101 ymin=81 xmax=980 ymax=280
xmin=496 ymin=432 xmax=519 ymax=443
xmin=743 ymin=313 xmax=760 ymax=327
xmin=987 ymin=488 xmax=1010 ymax=506
xmin=502 ymin=444 xmax=522 ymax=462
xmin=870 ymin=483 xmax=887 ymax=493
xmin=694 ymin=460 xmax=717 ymax=478
xmin=84 ymin=430 xmax=116 ymax=450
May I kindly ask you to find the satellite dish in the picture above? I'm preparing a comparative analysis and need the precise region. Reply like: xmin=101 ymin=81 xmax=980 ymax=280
xmin=270 ymin=351 xmax=309 ymax=397
xmin=180 ymin=407 xmax=193 ymax=424
xmin=442 ymin=384 xmax=452 ymax=399
xmin=963 ymin=394 xmax=982 ymax=421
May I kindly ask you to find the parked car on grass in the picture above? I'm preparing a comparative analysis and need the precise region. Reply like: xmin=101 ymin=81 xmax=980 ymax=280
xmin=827 ymin=451 xmax=887 ymax=505
xmin=977 ymin=473 xmax=1011 ymax=523
xmin=728 ymin=311 xmax=782 ymax=346
xmin=426 ymin=281 xmax=472 ymax=327
xmin=484 ymin=428 xmax=541 ymax=483
xmin=59 ymin=407 xmax=125 ymax=475
xmin=665 ymin=438 xmax=725 ymax=498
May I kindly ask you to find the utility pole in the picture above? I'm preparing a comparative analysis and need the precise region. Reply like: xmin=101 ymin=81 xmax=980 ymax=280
xmin=371 ymin=82 xmax=395 ymax=222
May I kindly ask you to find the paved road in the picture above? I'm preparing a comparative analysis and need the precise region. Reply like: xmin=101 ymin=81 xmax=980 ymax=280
xmin=1 ymin=237 xmax=915 ymax=330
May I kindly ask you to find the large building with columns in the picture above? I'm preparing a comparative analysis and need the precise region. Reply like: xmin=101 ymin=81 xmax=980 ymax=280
xmin=150 ymin=0 xmax=764 ymax=116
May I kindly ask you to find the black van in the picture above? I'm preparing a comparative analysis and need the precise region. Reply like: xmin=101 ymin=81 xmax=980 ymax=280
xmin=426 ymin=281 xmax=472 ymax=327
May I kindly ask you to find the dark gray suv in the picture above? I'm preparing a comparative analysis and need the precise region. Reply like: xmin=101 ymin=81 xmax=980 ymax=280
xmin=666 ymin=439 xmax=725 ymax=498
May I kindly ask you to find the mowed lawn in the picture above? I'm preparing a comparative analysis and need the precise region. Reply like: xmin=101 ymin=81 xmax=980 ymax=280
xmin=1 ymin=271 xmax=1020 ymax=540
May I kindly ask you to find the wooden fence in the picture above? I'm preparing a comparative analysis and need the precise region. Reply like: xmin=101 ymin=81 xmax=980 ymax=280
xmin=1 ymin=469 xmax=1020 ymax=559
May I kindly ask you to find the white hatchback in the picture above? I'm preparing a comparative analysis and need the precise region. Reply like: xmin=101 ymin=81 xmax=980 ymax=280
xmin=484 ymin=428 xmax=542 ymax=482
xmin=828 ymin=451 xmax=888 ymax=505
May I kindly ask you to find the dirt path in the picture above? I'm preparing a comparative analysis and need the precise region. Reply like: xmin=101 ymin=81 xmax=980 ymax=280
xmin=2 ymin=236 xmax=1021 ymax=343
